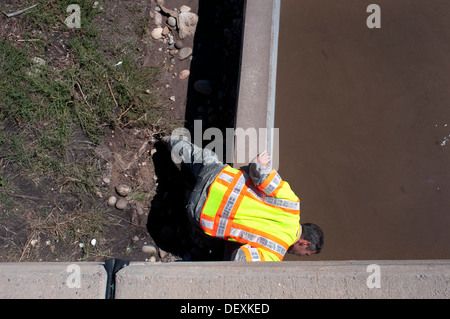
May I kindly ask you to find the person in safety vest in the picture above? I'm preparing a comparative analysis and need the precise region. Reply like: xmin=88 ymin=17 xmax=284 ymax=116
xmin=160 ymin=136 xmax=324 ymax=261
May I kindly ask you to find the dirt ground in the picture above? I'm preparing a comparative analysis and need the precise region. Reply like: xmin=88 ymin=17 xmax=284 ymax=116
xmin=0 ymin=0 xmax=244 ymax=262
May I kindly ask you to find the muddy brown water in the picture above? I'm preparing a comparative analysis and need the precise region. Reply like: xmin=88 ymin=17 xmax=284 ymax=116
xmin=275 ymin=0 xmax=450 ymax=260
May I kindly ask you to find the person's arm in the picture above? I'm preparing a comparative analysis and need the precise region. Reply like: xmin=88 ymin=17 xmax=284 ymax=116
xmin=249 ymin=151 xmax=284 ymax=197
xmin=249 ymin=151 xmax=274 ymax=188
xmin=249 ymin=151 xmax=300 ymax=203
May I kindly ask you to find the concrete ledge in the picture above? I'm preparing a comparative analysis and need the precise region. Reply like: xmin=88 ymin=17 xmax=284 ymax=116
xmin=234 ymin=0 xmax=280 ymax=168
xmin=0 ymin=262 xmax=107 ymax=299
xmin=114 ymin=260 xmax=450 ymax=299
xmin=1 ymin=260 xmax=448 ymax=298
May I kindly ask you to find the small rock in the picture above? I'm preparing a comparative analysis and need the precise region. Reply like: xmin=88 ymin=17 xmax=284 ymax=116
xmin=179 ymin=5 xmax=192 ymax=13
xmin=135 ymin=203 xmax=145 ymax=216
xmin=194 ymin=80 xmax=212 ymax=95
xmin=32 ymin=57 xmax=46 ymax=66
xmin=90 ymin=238 xmax=97 ymax=246
xmin=179 ymin=69 xmax=190 ymax=80
xmin=169 ymin=95 xmax=176 ymax=101
xmin=107 ymin=196 xmax=117 ymax=207
xmin=162 ymin=26 xmax=170 ymax=35
xmin=142 ymin=244 xmax=158 ymax=256
xmin=115 ymin=198 xmax=128 ymax=210
xmin=178 ymin=47 xmax=193 ymax=60
xmin=178 ymin=12 xmax=199 ymax=39
xmin=153 ymin=11 xmax=163 ymax=27
xmin=167 ymin=16 xmax=177 ymax=27
xmin=174 ymin=40 xmax=184 ymax=49
xmin=149 ymin=256 xmax=157 ymax=263
xmin=151 ymin=27 xmax=164 ymax=40
xmin=132 ymin=236 xmax=140 ymax=242
xmin=116 ymin=184 xmax=132 ymax=197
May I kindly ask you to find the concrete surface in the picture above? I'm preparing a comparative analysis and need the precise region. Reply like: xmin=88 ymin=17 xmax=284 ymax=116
xmin=114 ymin=260 xmax=450 ymax=299
xmin=0 ymin=262 xmax=107 ymax=299
xmin=0 ymin=260 xmax=448 ymax=298
xmin=233 ymin=0 xmax=280 ymax=169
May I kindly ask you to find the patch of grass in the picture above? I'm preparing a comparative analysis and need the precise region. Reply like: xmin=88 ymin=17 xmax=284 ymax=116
xmin=16 ymin=207 xmax=111 ymax=261
xmin=67 ymin=37 xmax=163 ymax=139
xmin=0 ymin=0 xmax=170 ymax=262
xmin=0 ymin=174 xmax=13 ymax=206
xmin=0 ymin=1 xmax=164 ymax=196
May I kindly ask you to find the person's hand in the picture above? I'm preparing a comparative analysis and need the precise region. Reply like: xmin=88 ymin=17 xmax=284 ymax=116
xmin=256 ymin=150 xmax=271 ymax=168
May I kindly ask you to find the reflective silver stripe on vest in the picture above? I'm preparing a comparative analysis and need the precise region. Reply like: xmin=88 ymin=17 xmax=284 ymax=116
xmin=216 ymin=174 xmax=246 ymax=238
xmin=262 ymin=173 xmax=281 ymax=195
xmin=242 ymin=245 xmax=261 ymax=261
xmin=230 ymin=228 xmax=287 ymax=256
xmin=201 ymin=218 xmax=214 ymax=230
xmin=218 ymin=172 xmax=234 ymax=183
xmin=264 ymin=196 xmax=300 ymax=210
xmin=248 ymin=247 xmax=261 ymax=261
xmin=247 ymin=186 xmax=300 ymax=211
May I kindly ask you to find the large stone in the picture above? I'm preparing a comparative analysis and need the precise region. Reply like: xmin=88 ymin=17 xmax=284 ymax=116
xmin=153 ymin=11 xmax=163 ymax=27
xmin=179 ymin=70 xmax=190 ymax=80
xmin=151 ymin=27 xmax=164 ymax=40
xmin=167 ymin=16 xmax=177 ymax=27
xmin=178 ymin=47 xmax=193 ymax=61
xmin=115 ymin=198 xmax=128 ymax=210
xmin=178 ymin=12 xmax=199 ymax=39
xmin=115 ymin=184 xmax=131 ymax=197
xmin=141 ymin=245 xmax=158 ymax=256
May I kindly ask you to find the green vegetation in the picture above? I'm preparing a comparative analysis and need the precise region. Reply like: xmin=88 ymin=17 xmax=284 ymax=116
xmin=0 ymin=0 xmax=167 ymax=261
xmin=0 ymin=0 xmax=162 ymax=191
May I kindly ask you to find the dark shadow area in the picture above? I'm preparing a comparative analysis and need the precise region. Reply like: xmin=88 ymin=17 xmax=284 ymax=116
xmin=184 ymin=0 xmax=245 ymax=148
xmin=146 ymin=141 xmax=195 ymax=259
xmin=147 ymin=0 xmax=245 ymax=261
xmin=147 ymin=141 xmax=230 ymax=261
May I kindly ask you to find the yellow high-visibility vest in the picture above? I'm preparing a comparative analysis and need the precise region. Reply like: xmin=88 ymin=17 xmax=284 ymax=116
xmin=199 ymin=165 xmax=301 ymax=261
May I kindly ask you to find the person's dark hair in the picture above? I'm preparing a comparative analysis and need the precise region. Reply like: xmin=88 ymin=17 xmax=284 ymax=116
xmin=300 ymin=223 xmax=324 ymax=254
